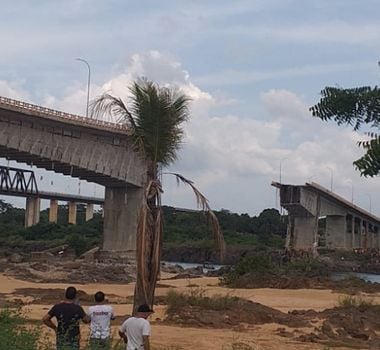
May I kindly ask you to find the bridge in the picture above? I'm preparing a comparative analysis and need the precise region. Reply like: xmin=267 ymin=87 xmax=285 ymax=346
xmin=0 ymin=96 xmax=147 ymax=260
xmin=273 ymin=181 xmax=380 ymax=251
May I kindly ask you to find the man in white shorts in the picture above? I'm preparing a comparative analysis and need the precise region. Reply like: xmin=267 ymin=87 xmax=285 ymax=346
xmin=87 ymin=291 xmax=115 ymax=350
xmin=119 ymin=304 xmax=153 ymax=350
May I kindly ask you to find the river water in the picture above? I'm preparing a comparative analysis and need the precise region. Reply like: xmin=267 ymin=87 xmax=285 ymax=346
xmin=164 ymin=261 xmax=380 ymax=284
xmin=162 ymin=261 xmax=223 ymax=273
xmin=332 ymin=272 xmax=380 ymax=284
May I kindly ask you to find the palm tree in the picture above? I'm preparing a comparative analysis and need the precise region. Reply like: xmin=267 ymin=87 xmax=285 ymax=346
xmin=92 ymin=78 xmax=225 ymax=310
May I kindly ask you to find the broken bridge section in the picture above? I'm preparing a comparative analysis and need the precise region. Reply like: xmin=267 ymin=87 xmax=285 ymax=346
xmin=272 ymin=181 xmax=380 ymax=251
xmin=0 ymin=96 xmax=148 ymax=259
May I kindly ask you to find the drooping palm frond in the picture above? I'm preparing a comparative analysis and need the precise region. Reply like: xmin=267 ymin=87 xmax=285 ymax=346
xmin=310 ymin=86 xmax=380 ymax=131
xmin=90 ymin=93 xmax=136 ymax=128
xmin=165 ymin=172 xmax=226 ymax=262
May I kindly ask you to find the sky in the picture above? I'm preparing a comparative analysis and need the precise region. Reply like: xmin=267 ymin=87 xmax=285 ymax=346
xmin=1 ymin=0 xmax=380 ymax=215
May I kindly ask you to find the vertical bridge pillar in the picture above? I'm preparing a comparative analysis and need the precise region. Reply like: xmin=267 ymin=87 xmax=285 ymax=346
xmin=68 ymin=201 xmax=77 ymax=224
xmin=49 ymin=199 xmax=58 ymax=224
xmin=85 ymin=203 xmax=94 ymax=221
xmin=102 ymin=186 xmax=143 ymax=260
xmin=25 ymin=197 xmax=40 ymax=227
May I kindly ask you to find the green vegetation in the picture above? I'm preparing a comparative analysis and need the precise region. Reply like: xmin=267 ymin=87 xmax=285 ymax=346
xmin=0 ymin=199 xmax=286 ymax=255
xmin=310 ymin=85 xmax=380 ymax=176
xmin=338 ymin=295 xmax=375 ymax=308
xmin=166 ymin=288 xmax=240 ymax=314
xmin=222 ymin=255 xmax=329 ymax=287
xmin=0 ymin=309 xmax=47 ymax=350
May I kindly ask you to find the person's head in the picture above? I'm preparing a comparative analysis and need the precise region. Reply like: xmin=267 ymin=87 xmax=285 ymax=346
xmin=65 ymin=286 xmax=77 ymax=301
xmin=136 ymin=304 xmax=154 ymax=318
xmin=94 ymin=291 xmax=105 ymax=303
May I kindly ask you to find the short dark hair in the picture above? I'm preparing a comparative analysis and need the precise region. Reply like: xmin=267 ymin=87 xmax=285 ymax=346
xmin=65 ymin=286 xmax=77 ymax=300
xmin=94 ymin=291 xmax=105 ymax=303
xmin=137 ymin=304 xmax=153 ymax=313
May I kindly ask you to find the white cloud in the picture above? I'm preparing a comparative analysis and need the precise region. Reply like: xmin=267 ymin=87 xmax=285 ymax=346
xmin=1 ymin=51 xmax=378 ymax=215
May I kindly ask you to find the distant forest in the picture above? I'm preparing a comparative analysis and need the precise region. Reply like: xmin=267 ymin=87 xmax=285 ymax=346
xmin=0 ymin=199 xmax=286 ymax=256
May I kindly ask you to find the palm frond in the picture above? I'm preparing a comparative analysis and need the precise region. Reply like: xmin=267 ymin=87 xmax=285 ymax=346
xmin=90 ymin=93 xmax=136 ymax=129
xmin=165 ymin=172 xmax=226 ymax=262
xmin=129 ymin=78 xmax=191 ymax=166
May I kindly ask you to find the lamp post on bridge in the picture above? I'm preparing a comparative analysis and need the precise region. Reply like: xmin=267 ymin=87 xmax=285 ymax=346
xmin=75 ymin=58 xmax=91 ymax=118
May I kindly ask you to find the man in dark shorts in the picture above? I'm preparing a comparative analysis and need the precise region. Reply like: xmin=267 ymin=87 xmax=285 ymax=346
xmin=43 ymin=286 xmax=89 ymax=350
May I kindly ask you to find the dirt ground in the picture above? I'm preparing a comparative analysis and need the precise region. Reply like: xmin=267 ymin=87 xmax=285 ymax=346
xmin=2 ymin=271 xmax=380 ymax=350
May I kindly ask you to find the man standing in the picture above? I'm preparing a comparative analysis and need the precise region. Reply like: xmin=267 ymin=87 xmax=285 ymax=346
xmin=87 ymin=291 xmax=115 ymax=349
xmin=119 ymin=304 xmax=153 ymax=350
xmin=42 ymin=286 xmax=89 ymax=350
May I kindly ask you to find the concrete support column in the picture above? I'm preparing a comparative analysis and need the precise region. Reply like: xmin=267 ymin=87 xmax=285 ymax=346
xmin=49 ymin=199 xmax=58 ymax=224
xmin=292 ymin=216 xmax=315 ymax=249
xmin=85 ymin=203 xmax=94 ymax=221
xmin=102 ymin=186 xmax=143 ymax=258
xmin=68 ymin=201 xmax=77 ymax=224
xmin=326 ymin=215 xmax=346 ymax=249
xmin=352 ymin=216 xmax=356 ymax=249
xmin=25 ymin=197 xmax=40 ymax=227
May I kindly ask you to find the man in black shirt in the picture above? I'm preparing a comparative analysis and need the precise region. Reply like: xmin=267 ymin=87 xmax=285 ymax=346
xmin=43 ymin=286 xmax=89 ymax=350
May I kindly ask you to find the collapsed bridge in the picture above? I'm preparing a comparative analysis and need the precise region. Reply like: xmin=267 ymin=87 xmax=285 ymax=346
xmin=273 ymin=181 xmax=380 ymax=251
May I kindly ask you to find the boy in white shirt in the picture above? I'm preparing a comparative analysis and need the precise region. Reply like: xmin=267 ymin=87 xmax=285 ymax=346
xmin=87 ymin=291 xmax=115 ymax=350
xmin=119 ymin=304 xmax=153 ymax=350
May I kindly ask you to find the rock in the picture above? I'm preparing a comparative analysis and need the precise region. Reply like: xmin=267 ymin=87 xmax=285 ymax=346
xmin=161 ymin=263 xmax=184 ymax=274
xmin=184 ymin=266 xmax=204 ymax=275
xmin=9 ymin=253 xmax=23 ymax=263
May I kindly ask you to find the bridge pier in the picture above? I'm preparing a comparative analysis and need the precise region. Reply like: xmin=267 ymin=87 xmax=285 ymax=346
xmin=68 ymin=201 xmax=77 ymax=224
xmin=289 ymin=216 xmax=315 ymax=249
xmin=85 ymin=203 xmax=94 ymax=221
xmin=49 ymin=199 xmax=58 ymax=224
xmin=25 ymin=197 xmax=40 ymax=227
xmin=102 ymin=186 xmax=143 ymax=260
xmin=326 ymin=215 xmax=346 ymax=249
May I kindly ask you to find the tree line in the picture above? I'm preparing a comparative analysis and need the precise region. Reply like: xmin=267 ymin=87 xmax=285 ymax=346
xmin=0 ymin=199 xmax=286 ymax=256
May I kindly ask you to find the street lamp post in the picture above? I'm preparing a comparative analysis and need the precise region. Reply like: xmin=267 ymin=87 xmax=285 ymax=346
xmin=75 ymin=58 xmax=91 ymax=118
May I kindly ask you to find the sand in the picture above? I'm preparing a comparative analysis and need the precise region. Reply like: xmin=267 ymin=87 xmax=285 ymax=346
xmin=1 ymin=273 xmax=378 ymax=350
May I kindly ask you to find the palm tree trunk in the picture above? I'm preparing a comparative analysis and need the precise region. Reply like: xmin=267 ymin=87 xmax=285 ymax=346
xmin=133 ymin=165 xmax=163 ymax=313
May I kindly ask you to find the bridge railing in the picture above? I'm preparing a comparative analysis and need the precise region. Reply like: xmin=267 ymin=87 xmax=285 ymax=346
xmin=0 ymin=96 xmax=129 ymax=133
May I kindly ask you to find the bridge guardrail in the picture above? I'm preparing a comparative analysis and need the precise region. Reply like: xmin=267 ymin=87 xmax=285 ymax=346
xmin=0 ymin=96 xmax=129 ymax=133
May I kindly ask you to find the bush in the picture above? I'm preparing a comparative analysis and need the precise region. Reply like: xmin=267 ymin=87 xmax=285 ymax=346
xmin=166 ymin=288 xmax=240 ymax=314
xmin=0 ymin=309 xmax=47 ymax=350
xmin=338 ymin=295 xmax=375 ymax=308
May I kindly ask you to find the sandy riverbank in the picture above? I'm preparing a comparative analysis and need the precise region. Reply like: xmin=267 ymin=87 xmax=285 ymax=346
xmin=1 ymin=273 xmax=378 ymax=350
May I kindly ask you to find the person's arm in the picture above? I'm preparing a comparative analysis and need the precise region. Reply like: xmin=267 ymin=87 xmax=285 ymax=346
xmin=42 ymin=313 xmax=57 ymax=332
xmin=80 ymin=306 xmax=90 ymax=324
xmin=143 ymin=335 xmax=150 ymax=350
xmin=82 ymin=314 xmax=90 ymax=324
xmin=142 ymin=321 xmax=151 ymax=350
xmin=118 ymin=330 xmax=128 ymax=344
